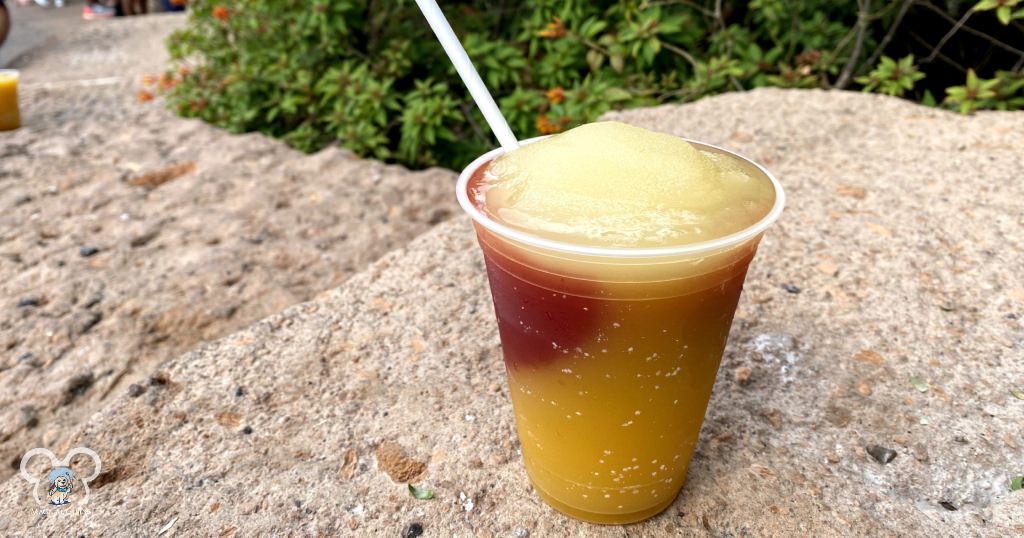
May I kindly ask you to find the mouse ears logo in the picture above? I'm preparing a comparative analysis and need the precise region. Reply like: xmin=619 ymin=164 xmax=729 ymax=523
xmin=19 ymin=447 xmax=102 ymax=507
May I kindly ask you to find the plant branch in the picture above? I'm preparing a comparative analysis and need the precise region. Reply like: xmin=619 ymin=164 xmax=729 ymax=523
xmin=858 ymin=0 xmax=913 ymax=76
xmin=656 ymin=85 xmax=699 ymax=102
xmin=460 ymin=102 xmax=486 ymax=143
xmin=642 ymin=0 xmax=714 ymax=17
xmin=729 ymin=75 xmax=744 ymax=92
xmin=829 ymin=1 xmax=902 ymax=52
xmin=835 ymin=0 xmax=871 ymax=89
xmin=711 ymin=0 xmax=742 ymax=93
xmin=923 ymin=5 xmax=974 ymax=63
xmin=567 ymin=31 xmax=610 ymax=56
xmin=918 ymin=1 xmax=1024 ymax=61
xmin=784 ymin=0 xmax=801 ymax=59
xmin=865 ymin=1 xmax=902 ymax=22
xmin=908 ymin=29 xmax=966 ymax=73
xmin=660 ymin=40 xmax=700 ymax=71
xmin=827 ymin=22 xmax=861 ymax=69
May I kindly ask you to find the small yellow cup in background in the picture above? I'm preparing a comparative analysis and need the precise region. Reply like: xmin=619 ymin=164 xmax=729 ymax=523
xmin=0 ymin=69 xmax=21 ymax=131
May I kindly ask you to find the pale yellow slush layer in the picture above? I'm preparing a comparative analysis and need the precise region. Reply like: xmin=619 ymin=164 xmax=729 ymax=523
xmin=476 ymin=121 xmax=775 ymax=248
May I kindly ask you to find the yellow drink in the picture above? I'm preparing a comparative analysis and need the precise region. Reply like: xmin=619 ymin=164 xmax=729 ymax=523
xmin=458 ymin=122 xmax=783 ymax=524
xmin=0 ymin=70 xmax=20 ymax=131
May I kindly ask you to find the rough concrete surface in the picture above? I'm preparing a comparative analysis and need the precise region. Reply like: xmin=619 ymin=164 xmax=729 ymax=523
xmin=0 ymin=13 xmax=458 ymax=486
xmin=1 ymin=88 xmax=1021 ymax=536
xmin=2 ymin=2 xmax=176 ymax=82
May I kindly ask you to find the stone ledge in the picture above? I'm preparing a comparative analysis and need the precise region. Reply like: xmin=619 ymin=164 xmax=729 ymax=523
xmin=2 ymin=88 xmax=1022 ymax=536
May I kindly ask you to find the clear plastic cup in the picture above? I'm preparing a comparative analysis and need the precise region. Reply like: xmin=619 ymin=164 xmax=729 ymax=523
xmin=457 ymin=136 xmax=784 ymax=524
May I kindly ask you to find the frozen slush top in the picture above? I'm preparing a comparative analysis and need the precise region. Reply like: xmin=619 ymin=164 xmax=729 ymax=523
xmin=472 ymin=121 xmax=775 ymax=248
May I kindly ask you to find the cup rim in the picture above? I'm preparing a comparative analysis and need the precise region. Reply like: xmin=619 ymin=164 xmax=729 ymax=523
xmin=456 ymin=134 xmax=786 ymax=258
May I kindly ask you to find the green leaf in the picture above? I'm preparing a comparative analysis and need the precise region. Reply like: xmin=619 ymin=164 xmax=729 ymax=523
xmin=1011 ymin=389 xmax=1024 ymax=400
xmin=966 ymin=69 xmax=980 ymax=90
xmin=645 ymin=38 xmax=661 ymax=58
xmin=610 ymin=54 xmax=625 ymax=73
xmin=657 ymin=15 xmax=686 ymax=34
xmin=910 ymin=377 xmax=928 ymax=393
xmin=945 ymin=86 xmax=968 ymax=100
xmin=997 ymin=6 xmax=1012 ymax=24
xmin=408 ymin=484 xmax=434 ymax=500
xmin=974 ymin=0 xmax=1000 ymax=10
xmin=922 ymin=90 xmax=937 ymax=107
xmin=603 ymin=87 xmax=633 ymax=101
xmin=579 ymin=18 xmax=608 ymax=38
xmin=1012 ymin=476 xmax=1023 ymax=492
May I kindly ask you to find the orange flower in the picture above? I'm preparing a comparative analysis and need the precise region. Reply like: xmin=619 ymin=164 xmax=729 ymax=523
xmin=545 ymin=86 xmax=565 ymax=104
xmin=136 ymin=89 xmax=155 ymax=103
xmin=177 ymin=66 xmax=191 ymax=77
xmin=141 ymin=73 xmax=157 ymax=87
xmin=796 ymin=49 xmax=822 ymax=67
xmin=536 ymin=115 xmax=556 ymax=134
xmin=537 ymin=17 xmax=566 ymax=39
xmin=212 ymin=6 xmax=230 ymax=22
xmin=157 ymin=73 xmax=176 ymax=91
xmin=536 ymin=115 xmax=571 ymax=135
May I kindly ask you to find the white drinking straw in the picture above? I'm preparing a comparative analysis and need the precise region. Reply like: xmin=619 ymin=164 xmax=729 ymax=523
xmin=414 ymin=0 xmax=520 ymax=152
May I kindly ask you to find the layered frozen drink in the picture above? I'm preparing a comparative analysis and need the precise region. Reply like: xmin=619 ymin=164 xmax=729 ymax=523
xmin=457 ymin=122 xmax=783 ymax=524
xmin=0 ymin=70 xmax=21 ymax=132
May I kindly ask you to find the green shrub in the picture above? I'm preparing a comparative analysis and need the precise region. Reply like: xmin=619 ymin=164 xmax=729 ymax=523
xmin=165 ymin=1 xmax=1024 ymax=170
